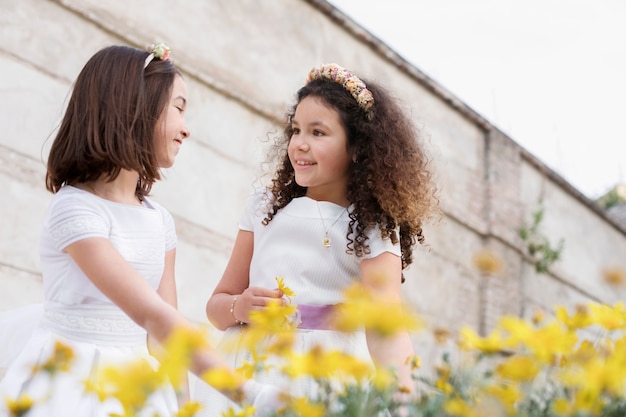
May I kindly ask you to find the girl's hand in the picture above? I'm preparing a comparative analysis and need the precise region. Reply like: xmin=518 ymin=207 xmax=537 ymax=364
xmin=234 ymin=287 xmax=283 ymax=324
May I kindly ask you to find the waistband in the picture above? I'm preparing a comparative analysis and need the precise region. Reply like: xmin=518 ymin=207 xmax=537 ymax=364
xmin=42 ymin=304 xmax=146 ymax=346
xmin=296 ymin=303 xmax=337 ymax=330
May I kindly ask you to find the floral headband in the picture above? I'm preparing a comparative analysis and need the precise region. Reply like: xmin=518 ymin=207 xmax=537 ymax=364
xmin=307 ymin=63 xmax=375 ymax=118
xmin=143 ymin=43 xmax=171 ymax=69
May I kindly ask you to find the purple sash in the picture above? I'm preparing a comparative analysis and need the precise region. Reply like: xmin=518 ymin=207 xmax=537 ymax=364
xmin=296 ymin=304 xmax=337 ymax=330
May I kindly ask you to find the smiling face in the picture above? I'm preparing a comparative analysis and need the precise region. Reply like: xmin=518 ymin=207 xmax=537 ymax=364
xmin=288 ymin=96 xmax=353 ymax=205
xmin=154 ymin=74 xmax=190 ymax=168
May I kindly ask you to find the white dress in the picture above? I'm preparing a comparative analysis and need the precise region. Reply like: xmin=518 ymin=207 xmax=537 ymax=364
xmin=0 ymin=186 xmax=179 ymax=417
xmin=194 ymin=189 xmax=401 ymax=416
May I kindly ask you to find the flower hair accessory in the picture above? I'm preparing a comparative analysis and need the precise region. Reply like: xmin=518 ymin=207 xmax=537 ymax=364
xmin=307 ymin=63 xmax=375 ymax=118
xmin=143 ymin=42 xmax=171 ymax=69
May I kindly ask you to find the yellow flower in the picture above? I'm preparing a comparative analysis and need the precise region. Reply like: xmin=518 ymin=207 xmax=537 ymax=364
xmin=201 ymin=368 xmax=244 ymax=392
xmin=458 ymin=326 xmax=508 ymax=354
xmin=219 ymin=405 xmax=256 ymax=417
xmin=486 ymin=383 xmax=522 ymax=415
xmin=91 ymin=358 xmax=164 ymax=414
xmin=372 ymin=367 xmax=397 ymax=391
xmin=236 ymin=349 xmax=270 ymax=379
xmin=5 ymin=394 xmax=34 ymax=417
xmin=32 ymin=340 xmax=75 ymax=375
xmin=588 ymin=302 xmax=626 ymax=331
xmin=472 ymin=249 xmax=504 ymax=274
xmin=523 ymin=322 xmax=577 ymax=363
xmin=283 ymin=345 xmax=373 ymax=382
xmin=554 ymin=304 xmax=591 ymax=331
xmin=434 ymin=363 xmax=454 ymax=394
xmin=405 ymin=355 xmax=422 ymax=371
xmin=495 ymin=355 xmax=540 ymax=381
xmin=275 ymin=276 xmax=296 ymax=302
xmin=332 ymin=283 xmax=422 ymax=336
xmin=248 ymin=299 xmax=297 ymax=332
xmin=287 ymin=397 xmax=325 ymax=417
xmin=552 ymin=397 xmax=575 ymax=416
xmin=158 ymin=326 xmax=210 ymax=388
xmin=433 ymin=327 xmax=452 ymax=344
xmin=176 ymin=401 xmax=203 ymax=417
xmin=603 ymin=266 xmax=626 ymax=286
xmin=444 ymin=398 xmax=474 ymax=416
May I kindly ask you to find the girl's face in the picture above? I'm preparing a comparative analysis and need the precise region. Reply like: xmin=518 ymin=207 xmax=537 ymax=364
xmin=155 ymin=74 xmax=190 ymax=168
xmin=288 ymin=96 xmax=352 ymax=206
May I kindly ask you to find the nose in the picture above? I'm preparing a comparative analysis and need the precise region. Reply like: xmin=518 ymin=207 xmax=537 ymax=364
xmin=293 ymin=135 xmax=309 ymax=151
xmin=181 ymin=126 xmax=190 ymax=139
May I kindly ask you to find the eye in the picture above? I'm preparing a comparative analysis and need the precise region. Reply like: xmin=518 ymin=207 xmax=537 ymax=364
xmin=313 ymin=129 xmax=324 ymax=137
xmin=291 ymin=127 xmax=301 ymax=135
xmin=175 ymin=106 xmax=184 ymax=113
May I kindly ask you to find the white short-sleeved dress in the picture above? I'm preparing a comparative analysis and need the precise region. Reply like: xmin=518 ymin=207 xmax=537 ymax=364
xmin=0 ymin=186 xmax=179 ymax=417
xmin=194 ymin=189 xmax=401 ymax=416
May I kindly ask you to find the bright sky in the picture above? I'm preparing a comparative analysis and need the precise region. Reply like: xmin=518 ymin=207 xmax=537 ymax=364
xmin=328 ymin=0 xmax=626 ymax=199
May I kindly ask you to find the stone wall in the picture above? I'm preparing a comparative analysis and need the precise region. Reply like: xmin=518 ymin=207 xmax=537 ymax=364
xmin=1 ymin=0 xmax=625 ymax=357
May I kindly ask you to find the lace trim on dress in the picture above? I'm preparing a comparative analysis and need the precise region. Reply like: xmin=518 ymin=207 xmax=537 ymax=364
xmin=42 ymin=305 xmax=145 ymax=346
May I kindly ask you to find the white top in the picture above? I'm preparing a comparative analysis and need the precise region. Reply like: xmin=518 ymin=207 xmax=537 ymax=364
xmin=40 ymin=185 xmax=176 ymax=308
xmin=240 ymin=188 xmax=400 ymax=305
xmin=0 ymin=185 xmax=179 ymax=416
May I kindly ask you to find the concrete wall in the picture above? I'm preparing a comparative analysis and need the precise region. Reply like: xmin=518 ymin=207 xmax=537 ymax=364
xmin=2 ymin=0 xmax=625 ymax=356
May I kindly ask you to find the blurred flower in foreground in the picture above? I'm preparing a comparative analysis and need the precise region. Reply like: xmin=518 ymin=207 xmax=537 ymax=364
xmin=473 ymin=249 xmax=504 ymax=275
xmin=5 ymin=394 xmax=34 ymax=417
xmin=332 ymin=283 xmax=422 ymax=336
xmin=175 ymin=401 xmax=203 ymax=417
xmin=32 ymin=340 xmax=75 ymax=375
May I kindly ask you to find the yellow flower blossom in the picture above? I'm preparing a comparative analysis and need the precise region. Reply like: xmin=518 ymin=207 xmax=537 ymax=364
xmin=248 ymin=299 xmax=297 ymax=332
xmin=495 ymin=355 xmax=540 ymax=381
xmin=458 ymin=326 xmax=508 ymax=354
xmin=283 ymin=345 xmax=373 ymax=381
xmin=90 ymin=358 xmax=164 ymax=414
xmin=5 ymin=394 xmax=34 ymax=417
xmin=287 ymin=397 xmax=325 ymax=417
xmin=588 ymin=302 xmax=626 ymax=331
xmin=554 ymin=304 xmax=592 ymax=331
xmin=433 ymin=327 xmax=452 ymax=344
xmin=552 ymin=397 xmax=575 ymax=416
xmin=236 ymin=349 xmax=270 ymax=379
xmin=275 ymin=276 xmax=296 ymax=303
xmin=603 ymin=266 xmax=626 ymax=286
xmin=531 ymin=308 xmax=546 ymax=325
xmin=32 ymin=340 xmax=75 ymax=375
xmin=473 ymin=249 xmax=504 ymax=274
xmin=176 ymin=401 xmax=203 ymax=417
xmin=405 ymin=355 xmax=422 ymax=371
xmin=444 ymin=398 xmax=475 ymax=416
xmin=486 ymin=383 xmax=522 ymax=415
xmin=201 ymin=368 xmax=244 ymax=392
xmin=158 ymin=326 xmax=210 ymax=388
xmin=332 ymin=283 xmax=422 ymax=336
xmin=219 ymin=404 xmax=256 ymax=417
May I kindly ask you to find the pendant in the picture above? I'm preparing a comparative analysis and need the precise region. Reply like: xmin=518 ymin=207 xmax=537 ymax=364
xmin=323 ymin=236 xmax=331 ymax=248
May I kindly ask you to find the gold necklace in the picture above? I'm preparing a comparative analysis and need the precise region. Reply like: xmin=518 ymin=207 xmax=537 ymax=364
xmin=315 ymin=201 xmax=346 ymax=249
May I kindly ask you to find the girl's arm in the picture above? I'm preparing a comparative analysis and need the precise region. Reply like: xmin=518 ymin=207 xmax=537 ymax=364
xmin=65 ymin=237 xmax=235 ymax=397
xmin=206 ymin=230 xmax=282 ymax=330
xmin=361 ymin=252 xmax=416 ymax=392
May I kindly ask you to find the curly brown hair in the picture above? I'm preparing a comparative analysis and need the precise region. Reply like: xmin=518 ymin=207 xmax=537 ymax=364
xmin=263 ymin=76 xmax=439 ymax=277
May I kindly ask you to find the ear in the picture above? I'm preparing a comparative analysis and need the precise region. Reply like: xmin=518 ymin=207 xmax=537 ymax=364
xmin=352 ymin=151 xmax=358 ymax=163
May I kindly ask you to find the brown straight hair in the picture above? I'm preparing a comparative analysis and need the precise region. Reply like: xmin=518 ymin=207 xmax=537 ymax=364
xmin=45 ymin=45 xmax=180 ymax=200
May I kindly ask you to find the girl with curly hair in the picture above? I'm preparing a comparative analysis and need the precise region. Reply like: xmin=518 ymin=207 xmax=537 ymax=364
xmin=200 ymin=63 xmax=439 ymax=414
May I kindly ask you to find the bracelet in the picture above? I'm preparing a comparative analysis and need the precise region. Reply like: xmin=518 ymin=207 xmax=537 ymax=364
xmin=230 ymin=296 xmax=243 ymax=325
